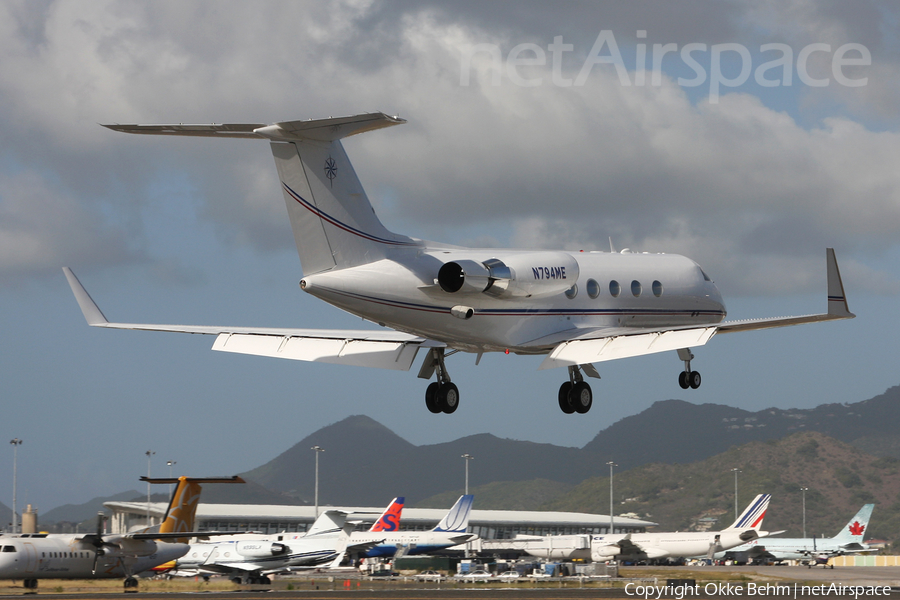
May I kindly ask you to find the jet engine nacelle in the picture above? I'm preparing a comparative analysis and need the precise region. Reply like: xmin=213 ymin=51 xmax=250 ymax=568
xmin=590 ymin=545 xmax=621 ymax=561
xmin=236 ymin=541 xmax=287 ymax=557
xmin=437 ymin=252 xmax=579 ymax=298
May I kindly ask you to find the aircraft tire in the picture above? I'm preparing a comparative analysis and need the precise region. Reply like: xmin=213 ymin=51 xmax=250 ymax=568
xmin=678 ymin=371 xmax=690 ymax=389
xmin=124 ymin=577 xmax=138 ymax=588
xmin=439 ymin=382 xmax=460 ymax=414
xmin=425 ymin=382 xmax=441 ymax=413
xmin=570 ymin=381 xmax=593 ymax=414
xmin=558 ymin=382 xmax=575 ymax=414
xmin=689 ymin=371 xmax=701 ymax=389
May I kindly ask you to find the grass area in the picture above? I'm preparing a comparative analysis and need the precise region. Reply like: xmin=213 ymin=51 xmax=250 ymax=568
xmin=0 ymin=577 xmax=240 ymax=594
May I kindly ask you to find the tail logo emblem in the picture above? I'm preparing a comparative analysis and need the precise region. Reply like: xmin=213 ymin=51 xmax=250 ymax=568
xmin=849 ymin=521 xmax=865 ymax=536
xmin=324 ymin=156 xmax=338 ymax=187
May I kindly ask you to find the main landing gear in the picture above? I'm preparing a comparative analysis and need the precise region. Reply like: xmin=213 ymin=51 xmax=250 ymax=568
xmin=558 ymin=364 xmax=597 ymax=414
xmin=422 ymin=348 xmax=460 ymax=414
xmin=677 ymin=348 xmax=701 ymax=390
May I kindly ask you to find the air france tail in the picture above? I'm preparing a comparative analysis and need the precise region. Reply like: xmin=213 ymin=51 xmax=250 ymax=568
xmin=432 ymin=495 xmax=474 ymax=533
xmin=369 ymin=497 xmax=405 ymax=532
xmin=833 ymin=504 xmax=874 ymax=543
xmin=725 ymin=494 xmax=771 ymax=531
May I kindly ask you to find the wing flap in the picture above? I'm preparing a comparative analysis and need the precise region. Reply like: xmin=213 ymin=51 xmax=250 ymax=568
xmin=212 ymin=333 xmax=421 ymax=371
xmin=539 ymin=327 xmax=716 ymax=370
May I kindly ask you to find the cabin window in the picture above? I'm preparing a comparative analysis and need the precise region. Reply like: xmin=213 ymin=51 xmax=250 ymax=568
xmin=631 ymin=280 xmax=642 ymax=297
xmin=1 ymin=546 xmax=16 ymax=552
xmin=564 ymin=284 xmax=577 ymax=299
xmin=586 ymin=279 xmax=600 ymax=299
xmin=609 ymin=280 xmax=620 ymax=297
xmin=652 ymin=280 xmax=663 ymax=297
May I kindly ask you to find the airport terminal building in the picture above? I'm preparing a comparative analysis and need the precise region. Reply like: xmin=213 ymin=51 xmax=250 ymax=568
xmin=104 ymin=501 xmax=655 ymax=540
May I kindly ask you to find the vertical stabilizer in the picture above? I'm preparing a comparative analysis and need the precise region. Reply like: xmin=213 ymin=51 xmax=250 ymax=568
xmin=832 ymin=504 xmax=874 ymax=543
xmin=369 ymin=497 xmax=405 ymax=532
xmin=725 ymin=494 xmax=770 ymax=530
xmin=144 ymin=476 xmax=245 ymax=543
xmin=306 ymin=510 xmax=348 ymax=537
xmin=433 ymin=495 xmax=474 ymax=532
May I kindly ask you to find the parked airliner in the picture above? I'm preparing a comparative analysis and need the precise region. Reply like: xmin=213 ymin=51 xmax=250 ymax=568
xmin=522 ymin=494 xmax=772 ymax=562
xmin=64 ymin=113 xmax=854 ymax=415
xmin=350 ymin=494 xmax=477 ymax=559
xmin=0 ymin=476 xmax=242 ymax=590
xmin=719 ymin=503 xmax=875 ymax=566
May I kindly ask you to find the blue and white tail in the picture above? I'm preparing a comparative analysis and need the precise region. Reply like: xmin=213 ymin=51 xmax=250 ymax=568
xmin=103 ymin=113 xmax=416 ymax=276
xmin=432 ymin=495 xmax=474 ymax=533
xmin=832 ymin=504 xmax=874 ymax=543
xmin=725 ymin=494 xmax=771 ymax=530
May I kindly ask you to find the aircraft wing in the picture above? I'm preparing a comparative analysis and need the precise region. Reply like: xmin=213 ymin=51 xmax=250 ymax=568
xmin=63 ymin=268 xmax=442 ymax=372
xmin=537 ymin=249 xmax=852 ymax=369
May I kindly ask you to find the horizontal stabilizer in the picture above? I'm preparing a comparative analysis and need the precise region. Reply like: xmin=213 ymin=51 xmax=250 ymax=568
xmin=104 ymin=112 xmax=405 ymax=143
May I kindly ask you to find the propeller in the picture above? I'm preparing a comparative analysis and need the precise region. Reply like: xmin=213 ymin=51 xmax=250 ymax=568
xmin=81 ymin=512 xmax=114 ymax=575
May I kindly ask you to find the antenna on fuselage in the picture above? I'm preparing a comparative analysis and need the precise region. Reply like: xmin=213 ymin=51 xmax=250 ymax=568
xmin=609 ymin=237 xmax=616 ymax=253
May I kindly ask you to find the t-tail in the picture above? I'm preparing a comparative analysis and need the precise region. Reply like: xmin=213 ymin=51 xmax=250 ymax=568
xmin=104 ymin=113 xmax=416 ymax=277
xmin=369 ymin=497 xmax=405 ymax=532
xmin=832 ymin=504 xmax=874 ymax=544
xmin=432 ymin=495 xmax=474 ymax=533
xmin=306 ymin=510 xmax=349 ymax=537
xmin=143 ymin=476 xmax=245 ymax=543
xmin=725 ymin=494 xmax=771 ymax=532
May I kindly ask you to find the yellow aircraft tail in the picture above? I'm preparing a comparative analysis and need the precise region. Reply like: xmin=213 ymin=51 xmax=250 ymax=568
xmin=140 ymin=476 xmax=244 ymax=543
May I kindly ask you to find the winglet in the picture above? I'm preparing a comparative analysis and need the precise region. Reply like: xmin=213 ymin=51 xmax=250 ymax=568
xmin=826 ymin=248 xmax=854 ymax=318
xmin=62 ymin=267 xmax=108 ymax=326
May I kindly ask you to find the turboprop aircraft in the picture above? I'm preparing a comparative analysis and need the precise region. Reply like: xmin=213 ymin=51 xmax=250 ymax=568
xmin=63 ymin=112 xmax=854 ymax=415
xmin=718 ymin=503 xmax=875 ymax=566
xmin=523 ymin=493 xmax=772 ymax=562
xmin=0 ymin=476 xmax=243 ymax=590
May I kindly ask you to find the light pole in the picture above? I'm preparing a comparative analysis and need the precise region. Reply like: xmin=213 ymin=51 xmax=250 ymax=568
xmin=312 ymin=446 xmax=324 ymax=517
xmin=167 ymin=461 xmax=177 ymax=497
xmin=801 ymin=487 xmax=809 ymax=538
xmin=145 ymin=450 xmax=155 ymax=526
xmin=461 ymin=454 xmax=474 ymax=495
xmin=607 ymin=461 xmax=616 ymax=534
xmin=10 ymin=439 xmax=22 ymax=534
xmin=731 ymin=468 xmax=741 ymax=521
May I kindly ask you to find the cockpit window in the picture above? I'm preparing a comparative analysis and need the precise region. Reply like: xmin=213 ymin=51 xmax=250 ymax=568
xmin=2 ymin=546 xmax=16 ymax=552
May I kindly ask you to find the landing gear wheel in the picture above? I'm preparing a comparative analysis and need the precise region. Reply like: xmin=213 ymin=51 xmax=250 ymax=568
xmin=261 ymin=576 xmax=272 ymax=585
xmin=688 ymin=371 xmax=701 ymax=389
xmin=425 ymin=382 xmax=441 ymax=413
xmin=678 ymin=371 xmax=690 ymax=389
xmin=558 ymin=382 xmax=575 ymax=414
xmin=124 ymin=577 xmax=138 ymax=590
xmin=23 ymin=579 xmax=37 ymax=590
xmin=438 ymin=382 xmax=460 ymax=414
xmin=569 ymin=381 xmax=593 ymax=414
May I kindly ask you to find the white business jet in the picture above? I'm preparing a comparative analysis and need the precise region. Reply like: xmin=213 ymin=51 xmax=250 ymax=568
xmin=0 ymin=476 xmax=242 ymax=590
xmin=63 ymin=113 xmax=854 ymax=415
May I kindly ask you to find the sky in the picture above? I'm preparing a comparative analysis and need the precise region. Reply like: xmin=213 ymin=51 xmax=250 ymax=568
xmin=1 ymin=0 xmax=900 ymax=515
